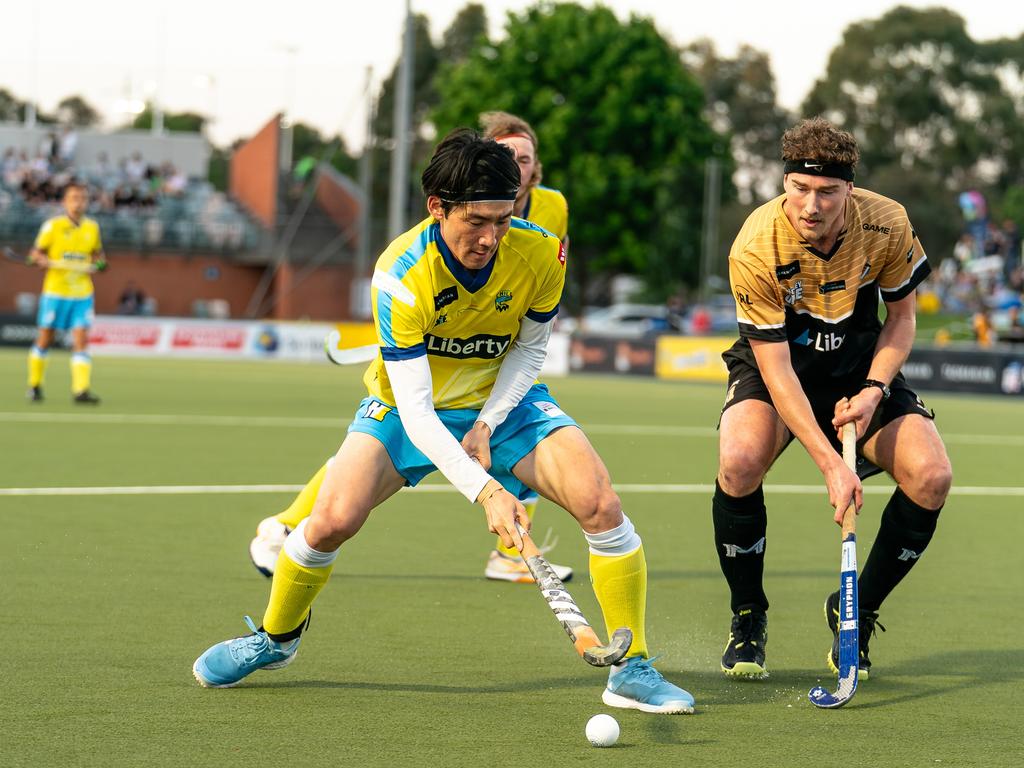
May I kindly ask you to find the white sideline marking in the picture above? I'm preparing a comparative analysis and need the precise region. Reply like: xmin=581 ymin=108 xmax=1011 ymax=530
xmin=0 ymin=411 xmax=1020 ymax=446
xmin=1 ymin=483 xmax=1021 ymax=497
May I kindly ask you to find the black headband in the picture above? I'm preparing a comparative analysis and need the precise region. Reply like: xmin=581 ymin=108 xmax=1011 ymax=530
xmin=783 ymin=159 xmax=855 ymax=181
xmin=438 ymin=188 xmax=518 ymax=203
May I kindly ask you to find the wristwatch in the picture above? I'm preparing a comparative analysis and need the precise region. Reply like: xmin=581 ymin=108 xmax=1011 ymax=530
xmin=860 ymin=379 xmax=891 ymax=401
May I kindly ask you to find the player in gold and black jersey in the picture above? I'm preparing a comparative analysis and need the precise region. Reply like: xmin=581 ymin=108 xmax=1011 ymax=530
xmin=713 ymin=118 xmax=952 ymax=681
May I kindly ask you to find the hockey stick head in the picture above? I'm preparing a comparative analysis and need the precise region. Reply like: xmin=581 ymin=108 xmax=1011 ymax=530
xmin=3 ymin=246 xmax=28 ymax=265
xmin=581 ymin=627 xmax=633 ymax=667
xmin=324 ymin=330 xmax=378 ymax=365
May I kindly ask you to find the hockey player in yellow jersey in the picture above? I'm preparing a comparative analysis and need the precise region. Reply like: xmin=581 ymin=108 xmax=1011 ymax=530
xmin=713 ymin=118 xmax=952 ymax=681
xmin=196 ymin=129 xmax=695 ymax=713
xmin=250 ymin=112 xmax=575 ymax=585
xmin=26 ymin=181 xmax=106 ymax=404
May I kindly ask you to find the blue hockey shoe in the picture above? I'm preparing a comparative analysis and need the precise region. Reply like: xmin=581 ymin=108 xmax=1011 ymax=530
xmin=602 ymin=655 xmax=695 ymax=714
xmin=193 ymin=616 xmax=300 ymax=688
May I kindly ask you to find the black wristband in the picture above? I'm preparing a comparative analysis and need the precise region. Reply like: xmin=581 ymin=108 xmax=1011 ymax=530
xmin=861 ymin=379 xmax=891 ymax=401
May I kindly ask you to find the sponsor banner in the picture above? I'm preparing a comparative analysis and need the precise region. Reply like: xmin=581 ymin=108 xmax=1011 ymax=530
xmin=655 ymin=336 xmax=733 ymax=382
xmin=541 ymin=331 xmax=570 ymax=377
xmin=251 ymin=322 xmax=336 ymax=362
xmin=903 ymin=346 xmax=1024 ymax=396
xmin=0 ymin=314 xmax=43 ymax=347
xmin=570 ymin=335 xmax=656 ymax=375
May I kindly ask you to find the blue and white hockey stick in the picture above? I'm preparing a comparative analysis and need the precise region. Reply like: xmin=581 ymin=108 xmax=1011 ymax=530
xmin=809 ymin=422 xmax=859 ymax=709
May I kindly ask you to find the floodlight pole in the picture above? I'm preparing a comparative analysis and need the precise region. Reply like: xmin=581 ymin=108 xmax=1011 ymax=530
xmin=387 ymin=0 xmax=415 ymax=239
xmin=700 ymin=157 xmax=722 ymax=301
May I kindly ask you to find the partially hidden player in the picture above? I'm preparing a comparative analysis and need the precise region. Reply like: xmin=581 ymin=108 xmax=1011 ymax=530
xmin=713 ymin=117 xmax=952 ymax=680
xmin=195 ymin=129 xmax=695 ymax=714
xmin=248 ymin=111 xmax=575 ymax=586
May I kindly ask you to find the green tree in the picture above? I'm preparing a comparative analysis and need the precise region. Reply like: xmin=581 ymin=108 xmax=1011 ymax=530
xmin=683 ymin=40 xmax=792 ymax=203
xmin=432 ymin=2 xmax=727 ymax=301
xmin=130 ymin=106 xmax=206 ymax=133
xmin=803 ymin=6 xmax=1024 ymax=192
xmin=56 ymin=95 xmax=100 ymax=127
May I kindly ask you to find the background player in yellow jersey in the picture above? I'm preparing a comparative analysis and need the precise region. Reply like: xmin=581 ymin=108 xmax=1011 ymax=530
xmin=195 ymin=129 xmax=695 ymax=713
xmin=26 ymin=181 xmax=105 ymax=404
xmin=249 ymin=112 xmax=574 ymax=585
xmin=713 ymin=118 xmax=952 ymax=680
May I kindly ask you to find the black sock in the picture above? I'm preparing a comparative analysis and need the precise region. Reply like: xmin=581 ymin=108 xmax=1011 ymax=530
xmin=262 ymin=611 xmax=311 ymax=643
xmin=858 ymin=488 xmax=941 ymax=613
xmin=713 ymin=480 xmax=769 ymax=613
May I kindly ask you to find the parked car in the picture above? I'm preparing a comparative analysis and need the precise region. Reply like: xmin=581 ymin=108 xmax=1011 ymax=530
xmin=577 ymin=303 xmax=685 ymax=338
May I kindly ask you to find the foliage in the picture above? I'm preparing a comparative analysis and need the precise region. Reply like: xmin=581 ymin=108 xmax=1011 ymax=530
xmin=431 ymin=2 xmax=728 ymax=301
xmin=130 ymin=106 xmax=207 ymax=133
xmin=803 ymin=7 xmax=1024 ymax=194
xmin=56 ymin=95 xmax=100 ymax=127
xmin=289 ymin=122 xmax=357 ymax=179
xmin=683 ymin=40 xmax=792 ymax=203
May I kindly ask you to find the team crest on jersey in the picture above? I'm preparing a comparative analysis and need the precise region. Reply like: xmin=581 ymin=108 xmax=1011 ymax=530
xmin=784 ymin=281 xmax=804 ymax=306
xmin=494 ymin=290 xmax=513 ymax=312
xmin=557 ymin=243 xmax=566 ymax=267
xmin=434 ymin=313 xmax=449 ymax=326
xmin=362 ymin=400 xmax=392 ymax=422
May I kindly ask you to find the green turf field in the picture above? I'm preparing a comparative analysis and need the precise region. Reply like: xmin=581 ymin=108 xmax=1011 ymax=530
xmin=1 ymin=349 xmax=1020 ymax=767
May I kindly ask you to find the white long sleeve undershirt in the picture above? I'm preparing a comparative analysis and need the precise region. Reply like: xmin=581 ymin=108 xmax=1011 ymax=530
xmin=475 ymin=317 xmax=552 ymax=433
xmin=383 ymin=355 xmax=493 ymax=503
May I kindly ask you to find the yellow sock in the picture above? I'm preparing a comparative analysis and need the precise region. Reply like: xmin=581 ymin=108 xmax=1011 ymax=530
xmin=589 ymin=545 xmax=648 ymax=659
xmin=276 ymin=462 xmax=328 ymax=529
xmin=263 ymin=549 xmax=334 ymax=635
xmin=70 ymin=353 xmax=92 ymax=394
xmin=496 ymin=500 xmax=537 ymax=556
xmin=28 ymin=347 xmax=49 ymax=387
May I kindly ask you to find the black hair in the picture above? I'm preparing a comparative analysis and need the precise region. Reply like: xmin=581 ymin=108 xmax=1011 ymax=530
xmin=421 ymin=128 xmax=520 ymax=215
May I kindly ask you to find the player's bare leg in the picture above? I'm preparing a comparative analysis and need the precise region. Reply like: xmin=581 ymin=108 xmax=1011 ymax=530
xmin=513 ymin=426 xmax=694 ymax=713
xmin=715 ymin=399 xmax=788 ymax=679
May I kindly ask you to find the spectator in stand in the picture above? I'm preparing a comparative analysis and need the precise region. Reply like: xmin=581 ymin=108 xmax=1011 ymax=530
xmin=1000 ymin=219 xmax=1021 ymax=277
xmin=58 ymin=126 xmax=78 ymax=169
xmin=162 ymin=164 xmax=187 ymax=197
xmin=953 ymin=232 xmax=975 ymax=268
xmin=118 ymin=280 xmax=147 ymax=315
xmin=125 ymin=152 xmax=146 ymax=183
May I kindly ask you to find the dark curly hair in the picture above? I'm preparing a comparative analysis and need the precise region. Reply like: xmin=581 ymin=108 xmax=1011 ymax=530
xmin=781 ymin=117 xmax=860 ymax=167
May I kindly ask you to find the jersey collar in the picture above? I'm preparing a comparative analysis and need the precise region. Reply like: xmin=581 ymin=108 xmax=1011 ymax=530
xmin=433 ymin=222 xmax=497 ymax=293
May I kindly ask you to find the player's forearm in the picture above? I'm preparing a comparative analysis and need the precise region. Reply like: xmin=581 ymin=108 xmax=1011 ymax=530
xmin=384 ymin=356 xmax=493 ymax=502
xmin=476 ymin=318 xmax=551 ymax=433
xmin=867 ymin=305 xmax=916 ymax=384
xmin=762 ymin=368 xmax=842 ymax=474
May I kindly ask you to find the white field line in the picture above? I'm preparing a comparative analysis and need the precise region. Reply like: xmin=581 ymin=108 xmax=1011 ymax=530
xmin=0 ymin=411 xmax=1019 ymax=446
xmin=1 ymin=483 xmax=1021 ymax=497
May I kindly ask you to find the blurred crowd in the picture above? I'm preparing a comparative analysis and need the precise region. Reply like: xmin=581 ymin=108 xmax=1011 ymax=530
xmin=924 ymin=218 xmax=1024 ymax=345
xmin=0 ymin=127 xmax=256 ymax=252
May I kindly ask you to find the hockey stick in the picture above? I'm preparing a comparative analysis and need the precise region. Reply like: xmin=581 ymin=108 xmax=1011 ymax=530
xmin=808 ymin=422 xmax=859 ymax=708
xmin=3 ymin=246 xmax=105 ymax=274
xmin=324 ymin=329 xmax=378 ymax=365
xmin=514 ymin=520 xmax=632 ymax=667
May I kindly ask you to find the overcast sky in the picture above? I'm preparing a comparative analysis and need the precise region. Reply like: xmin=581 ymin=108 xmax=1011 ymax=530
xmin=2 ymin=0 xmax=1019 ymax=150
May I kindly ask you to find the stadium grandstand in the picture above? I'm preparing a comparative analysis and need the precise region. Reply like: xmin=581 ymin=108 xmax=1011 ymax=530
xmin=0 ymin=116 xmax=364 ymax=321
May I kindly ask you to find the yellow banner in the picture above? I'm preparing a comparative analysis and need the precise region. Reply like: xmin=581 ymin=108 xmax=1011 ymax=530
xmin=655 ymin=336 xmax=733 ymax=382
xmin=333 ymin=322 xmax=377 ymax=349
